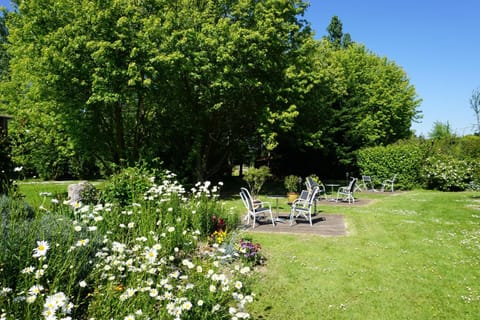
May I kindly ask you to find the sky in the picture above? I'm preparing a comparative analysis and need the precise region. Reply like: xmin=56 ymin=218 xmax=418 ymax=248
xmin=1 ymin=1 xmax=479 ymax=136
xmin=303 ymin=0 xmax=480 ymax=137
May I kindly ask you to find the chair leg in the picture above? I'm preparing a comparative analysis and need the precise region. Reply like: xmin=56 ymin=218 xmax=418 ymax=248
xmin=289 ymin=209 xmax=295 ymax=226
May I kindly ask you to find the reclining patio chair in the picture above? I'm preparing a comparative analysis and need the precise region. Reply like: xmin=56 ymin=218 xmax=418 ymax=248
xmin=381 ymin=174 xmax=397 ymax=192
xmin=306 ymin=176 xmax=326 ymax=200
xmin=336 ymin=178 xmax=357 ymax=204
xmin=239 ymin=187 xmax=275 ymax=228
xmin=290 ymin=186 xmax=319 ymax=226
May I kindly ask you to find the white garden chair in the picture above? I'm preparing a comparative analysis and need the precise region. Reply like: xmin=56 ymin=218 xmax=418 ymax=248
xmin=290 ymin=186 xmax=319 ymax=226
xmin=336 ymin=178 xmax=357 ymax=204
xmin=239 ymin=187 xmax=275 ymax=228
xmin=381 ymin=174 xmax=397 ymax=192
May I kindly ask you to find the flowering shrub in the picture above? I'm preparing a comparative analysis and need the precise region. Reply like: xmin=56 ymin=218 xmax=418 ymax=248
xmin=422 ymin=156 xmax=478 ymax=191
xmin=0 ymin=170 xmax=253 ymax=319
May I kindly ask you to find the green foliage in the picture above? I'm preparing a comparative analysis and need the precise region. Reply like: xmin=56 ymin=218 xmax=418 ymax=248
xmin=358 ymin=136 xmax=480 ymax=191
xmin=325 ymin=15 xmax=352 ymax=49
xmin=0 ymin=194 xmax=35 ymax=223
xmin=0 ymin=209 xmax=103 ymax=317
xmin=276 ymin=39 xmax=421 ymax=177
xmin=357 ymin=140 xmax=427 ymax=190
xmin=78 ymin=181 xmax=99 ymax=205
xmin=1 ymin=0 xmax=313 ymax=181
xmin=242 ymin=166 xmax=272 ymax=197
xmin=101 ymin=166 xmax=157 ymax=206
xmin=284 ymin=174 xmax=301 ymax=193
xmin=428 ymin=121 xmax=455 ymax=139
xmin=422 ymin=155 xmax=478 ymax=191
xmin=456 ymin=135 xmax=480 ymax=159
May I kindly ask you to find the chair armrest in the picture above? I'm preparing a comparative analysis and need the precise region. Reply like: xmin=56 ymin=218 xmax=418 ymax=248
xmin=262 ymin=201 xmax=271 ymax=209
xmin=337 ymin=186 xmax=348 ymax=193
xmin=255 ymin=200 xmax=271 ymax=210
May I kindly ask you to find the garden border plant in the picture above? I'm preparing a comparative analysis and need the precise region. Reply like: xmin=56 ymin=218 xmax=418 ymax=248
xmin=0 ymin=167 xmax=260 ymax=320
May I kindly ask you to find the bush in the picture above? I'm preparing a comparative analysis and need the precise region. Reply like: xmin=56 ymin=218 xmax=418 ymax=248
xmin=284 ymin=175 xmax=301 ymax=193
xmin=422 ymin=155 xmax=478 ymax=191
xmin=455 ymin=135 xmax=480 ymax=159
xmin=79 ymin=181 xmax=100 ymax=205
xmin=242 ymin=166 xmax=271 ymax=197
xmin=102 ymin=165 xmax=159 ymax=206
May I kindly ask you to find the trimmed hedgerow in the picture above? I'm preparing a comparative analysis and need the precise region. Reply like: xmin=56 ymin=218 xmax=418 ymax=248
xmin=357 ymin=140 xmax=427 ymax=190
xmin=357 ymin=136 xmax=480 ymax=191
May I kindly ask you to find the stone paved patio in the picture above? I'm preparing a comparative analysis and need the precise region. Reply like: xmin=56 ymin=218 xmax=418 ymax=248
xmin=242 ymin=213 xmax=347 ymax=236
xmin=240 ymin=198 xmax=375 ymax=236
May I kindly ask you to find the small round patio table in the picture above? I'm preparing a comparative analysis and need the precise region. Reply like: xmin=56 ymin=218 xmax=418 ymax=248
xmin=268 ymin=195 xmax=287 ymax=222
xmin=325 ymin=183 xmax=340 ymax=201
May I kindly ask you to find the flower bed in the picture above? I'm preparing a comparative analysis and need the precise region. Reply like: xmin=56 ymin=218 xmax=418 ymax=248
xmin=0 ymin=170 xmax=260 ymax=319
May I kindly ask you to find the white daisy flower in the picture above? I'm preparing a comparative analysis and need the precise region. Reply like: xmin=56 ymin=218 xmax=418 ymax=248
xmin=28 ymin=284 xmax=44 ymax=296
xmin=32 ymin=240 xmax=50 ymax=258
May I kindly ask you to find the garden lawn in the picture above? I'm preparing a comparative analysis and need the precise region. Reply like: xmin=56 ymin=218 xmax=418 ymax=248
xmin=241 ymin=190 xmax=480 ymax=319
xmin=17 ymin=180 xmax=104 ymax=208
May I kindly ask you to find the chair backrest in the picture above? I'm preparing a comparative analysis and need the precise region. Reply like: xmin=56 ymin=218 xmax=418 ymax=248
xmin=306 ymin=186 xmax=319 ymax=207
xmin=240 ymin=187 xmax=254 ymax=211
xmin=305 ymin=176 xmax=319 ymax=191
xmin=362 ymin=175 xmax=372 ymax=183
xmin=391 ymin=174 xmax=397 ymax=182
xmin=347 ymin=178 xmax=357 ymax=193
xmin=298 ymin=190 xmax=309 ymax=201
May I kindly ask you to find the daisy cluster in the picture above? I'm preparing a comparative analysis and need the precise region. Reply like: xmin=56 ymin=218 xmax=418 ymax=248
xmin=0 ymin=172 xmax=253 ymax=319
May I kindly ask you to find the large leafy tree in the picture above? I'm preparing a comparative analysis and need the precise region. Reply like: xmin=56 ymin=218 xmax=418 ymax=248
xmin=2 ymin=0 xmax=312 ymax=180
xmin=326 ymin=41 xmax=420 ymax=171
xmin=274 ymin=39 xmax=421 ymax=177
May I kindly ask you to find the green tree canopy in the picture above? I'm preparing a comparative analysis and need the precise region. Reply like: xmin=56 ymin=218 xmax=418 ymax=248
xmin=274 ymin=39 xmax=421 ymax=176
xmin=2 ymin=0 xmax=312 ymax=180
xmin=0 ymin=1 xmax=421 ymax=180
xmin=429 ymin=121 xmax=455 ymax=140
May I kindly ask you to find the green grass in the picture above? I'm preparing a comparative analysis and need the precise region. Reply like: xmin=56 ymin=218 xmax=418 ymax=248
xmin=237 ymin=190 xmax=480 ymax=319
xmin=17 ymin=180 xmax=104 ymax=208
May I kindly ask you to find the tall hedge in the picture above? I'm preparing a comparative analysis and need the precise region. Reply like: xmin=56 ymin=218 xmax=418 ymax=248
xmin=357 ymin=140 xmax=428 ymax=190
xmin=357 ymin=136 xmax=480 ymax=191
